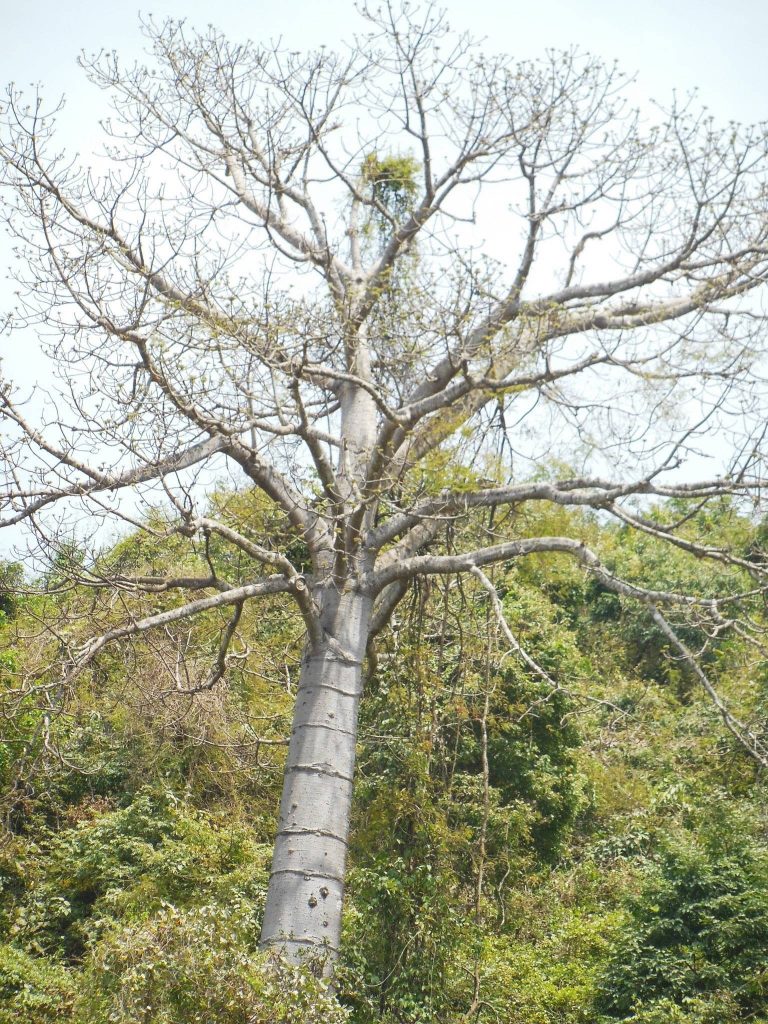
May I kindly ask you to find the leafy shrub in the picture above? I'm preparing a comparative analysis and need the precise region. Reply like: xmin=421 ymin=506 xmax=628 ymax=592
xmin=0 ymin=944 xmax=75 ymax=1024
xmin=616 ymin=993 xmax=742 ymax=1023
xmin=77 ymin=903 xmax=349 ymax=1024
xmin=597 ymin=827 xmax=768 ymax=1020
xmin=10 ymin=789 xmax=270 ymax=959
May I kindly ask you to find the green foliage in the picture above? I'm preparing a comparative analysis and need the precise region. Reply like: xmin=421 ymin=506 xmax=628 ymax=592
xmin=78 ymin=907 xmax=349 ymax=1024
xmin=340 ymin=568 xmax=591 ymax=1020
xmin=2 ymin=496 xmax=768 ymax=1022
xmin=477 ymin=907 xmax=627 ymax=1023
xmin=0 ymin=562 xmax=23 ymax=621
xmin=0 ymin=944 xmax=75 ymax=1024
xmin=486 ymin=588 xmax=588 ymax=857
xmin=344 ymin=678 xmax=471 ymax=1020
xmin=597 ymin=813 xmax=768 ymax=1021
xmin=361 ymin=152 xmax=420 ymax=230
xmin=42 ymin=542 xmax=86 ymax=591
xmin=8 ymin=789 xmax=270 ymax=961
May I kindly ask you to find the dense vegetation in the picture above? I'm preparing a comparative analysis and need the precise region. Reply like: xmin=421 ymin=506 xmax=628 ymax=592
xmin=1 ymin=496 xmax=767 ymax=1022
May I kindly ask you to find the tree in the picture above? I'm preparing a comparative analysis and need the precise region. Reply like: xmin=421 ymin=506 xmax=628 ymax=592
xmin=2 ymin=1 xmax=768 ymax=968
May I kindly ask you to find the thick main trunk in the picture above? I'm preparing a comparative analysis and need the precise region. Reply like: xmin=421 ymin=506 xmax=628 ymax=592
xmin=260 ymin=588 xmax=372 ymax=964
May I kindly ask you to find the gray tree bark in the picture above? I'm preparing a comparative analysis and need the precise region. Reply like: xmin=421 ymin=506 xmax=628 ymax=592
xmin=260 ymin=587 xmax=373 ymax=962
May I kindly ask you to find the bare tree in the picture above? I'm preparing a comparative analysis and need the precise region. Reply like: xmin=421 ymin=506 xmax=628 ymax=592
xmin=2 ymin=2 xmax=768 ymax=966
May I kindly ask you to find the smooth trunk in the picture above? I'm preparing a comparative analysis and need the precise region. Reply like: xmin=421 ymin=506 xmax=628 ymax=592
xmin=260 ymin=588 xmax=372 ymax=963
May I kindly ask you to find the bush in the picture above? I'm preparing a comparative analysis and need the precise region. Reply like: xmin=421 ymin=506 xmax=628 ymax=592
xmin=597 ymin=826 xmax=768 ymax=1020
xmin=77 ymin=903 xmax=349 ymax=1024
xmin=9 ymin=789 xmax=270 ymax=960
xmin=0 ymin=944 xmax=75 ymax=1024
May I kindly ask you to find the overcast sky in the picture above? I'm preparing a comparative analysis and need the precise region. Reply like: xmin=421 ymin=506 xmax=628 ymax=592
xmin=3 ymin=0 xmax=766 ymax=128
xmin=2 ymin=0 xmax=765 ymax=394
xmin=2 ymin=0 xmax=764 ymax=383
xmin=2 ymin=0 xmax=765 ymax=287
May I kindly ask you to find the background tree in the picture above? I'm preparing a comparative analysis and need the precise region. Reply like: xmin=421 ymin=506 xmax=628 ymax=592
xmin=2 ymin=1 xmax=768 ymax=967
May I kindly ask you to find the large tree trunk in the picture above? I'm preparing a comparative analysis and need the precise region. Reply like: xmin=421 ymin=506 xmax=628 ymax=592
xmin=260 ymin=586 xmax=372 ymax=964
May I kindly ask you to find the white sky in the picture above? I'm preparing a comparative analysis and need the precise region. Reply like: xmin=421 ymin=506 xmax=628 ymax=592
xmin=3 ymin=0 xmax=766 ymax=126
xmin=3 ymin=0 xmax=766 ymax=325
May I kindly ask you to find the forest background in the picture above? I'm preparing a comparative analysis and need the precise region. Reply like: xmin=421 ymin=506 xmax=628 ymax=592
xmin=2 ymin=494 xmax=768 ymax=1023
